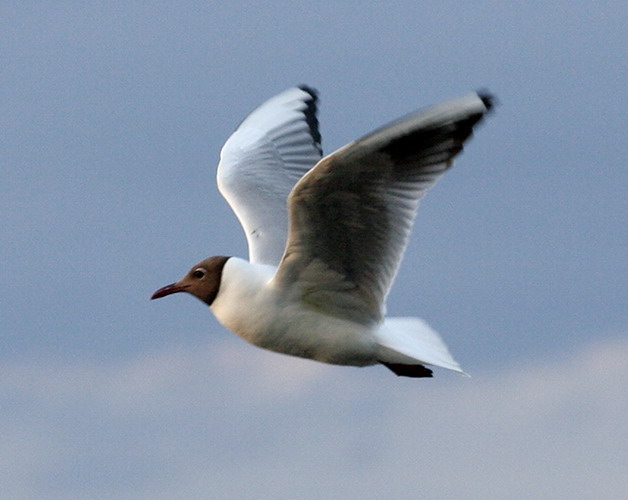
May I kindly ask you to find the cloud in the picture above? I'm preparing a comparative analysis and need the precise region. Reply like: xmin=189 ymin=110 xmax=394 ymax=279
xmin=2 ymin=336 xmax=627 ymax=499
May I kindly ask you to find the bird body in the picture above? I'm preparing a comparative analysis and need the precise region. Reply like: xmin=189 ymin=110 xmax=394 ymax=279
xmin=211 ymin=257 xmax=377 ymax=366
xmin=152 ymin=86 xmax=493 ymax=378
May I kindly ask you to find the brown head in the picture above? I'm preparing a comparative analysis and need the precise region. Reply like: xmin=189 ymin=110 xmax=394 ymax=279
xmin=151 ymin=256 xmax=230 ymax=306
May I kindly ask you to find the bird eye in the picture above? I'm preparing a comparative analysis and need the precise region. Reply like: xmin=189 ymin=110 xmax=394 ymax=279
xmin=192 ymin=268 xmax=206 ymax=279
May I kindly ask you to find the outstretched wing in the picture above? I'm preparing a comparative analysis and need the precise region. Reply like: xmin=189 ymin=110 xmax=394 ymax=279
xmin=273 ymin=92 xmax=493 ymax=323
xmin=217 ymin=86 xmax=322 ymax=265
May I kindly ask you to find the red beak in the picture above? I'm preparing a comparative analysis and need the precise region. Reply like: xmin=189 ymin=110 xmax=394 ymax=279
xmin=151 ymin=282 xmax=190 ymax=300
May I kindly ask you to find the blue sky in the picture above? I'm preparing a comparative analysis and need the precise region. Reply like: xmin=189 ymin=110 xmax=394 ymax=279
xmin=2 ymin=2 xmax=627 ymax=498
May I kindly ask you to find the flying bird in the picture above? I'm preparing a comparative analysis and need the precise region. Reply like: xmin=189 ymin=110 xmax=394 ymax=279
xmin=152 ymin=86 xmax=493 ymax=378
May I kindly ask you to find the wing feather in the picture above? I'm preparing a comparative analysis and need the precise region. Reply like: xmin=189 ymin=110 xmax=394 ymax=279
xmin=217 ymin=86 xmax=322 ymax=265
xmin=273 ymin=92 xmax=494 ymax=323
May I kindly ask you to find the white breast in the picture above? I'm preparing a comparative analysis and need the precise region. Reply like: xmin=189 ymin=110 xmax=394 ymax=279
xmin=210 ymin=257 xmax=378 ymax=366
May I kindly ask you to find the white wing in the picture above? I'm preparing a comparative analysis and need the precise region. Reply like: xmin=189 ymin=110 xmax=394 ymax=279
xmin=217 ymin=86 xmax=322 ymax=266
xmin=273 ymin=92 xmax=493 ymax=323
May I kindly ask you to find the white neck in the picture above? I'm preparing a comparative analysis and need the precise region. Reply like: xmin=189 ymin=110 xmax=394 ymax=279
xmin=210 ymin=257 xmax=277 ymax=339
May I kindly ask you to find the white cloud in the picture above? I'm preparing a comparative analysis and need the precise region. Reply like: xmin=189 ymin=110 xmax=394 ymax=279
xmin=1 ymin=336 xmax=627 ymax=499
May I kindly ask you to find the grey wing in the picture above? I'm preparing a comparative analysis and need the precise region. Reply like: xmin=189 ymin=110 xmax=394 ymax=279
xmin=273 ymin=92 xmax=494 ymax=323
xmin=217 ymin=86 xmax=322 ymax=266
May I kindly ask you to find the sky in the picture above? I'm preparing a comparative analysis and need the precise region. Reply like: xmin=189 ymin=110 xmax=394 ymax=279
xmin=2 ymin=1 xmax=627 ymax=499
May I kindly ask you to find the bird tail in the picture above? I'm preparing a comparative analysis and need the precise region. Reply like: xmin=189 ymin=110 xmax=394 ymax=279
xmin=375 ymin=317 xmax=467 ymax=375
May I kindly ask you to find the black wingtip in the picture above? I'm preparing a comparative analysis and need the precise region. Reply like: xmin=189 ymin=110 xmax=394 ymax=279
xmin=477 ymin=90 xmax=498 ymax=112
xmin=297 ymin=84 xmax=318 ymax=100
xmin=297 ymin=84 xmax=322 ymax=154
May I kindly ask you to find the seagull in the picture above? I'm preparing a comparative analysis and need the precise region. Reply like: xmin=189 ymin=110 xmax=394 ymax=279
xmin=152 ymin=86 xmax=493 ymax=378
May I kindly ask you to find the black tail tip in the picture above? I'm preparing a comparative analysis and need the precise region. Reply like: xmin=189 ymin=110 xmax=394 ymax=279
xmin=381 ymin=362 xmax=434 ymax=378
